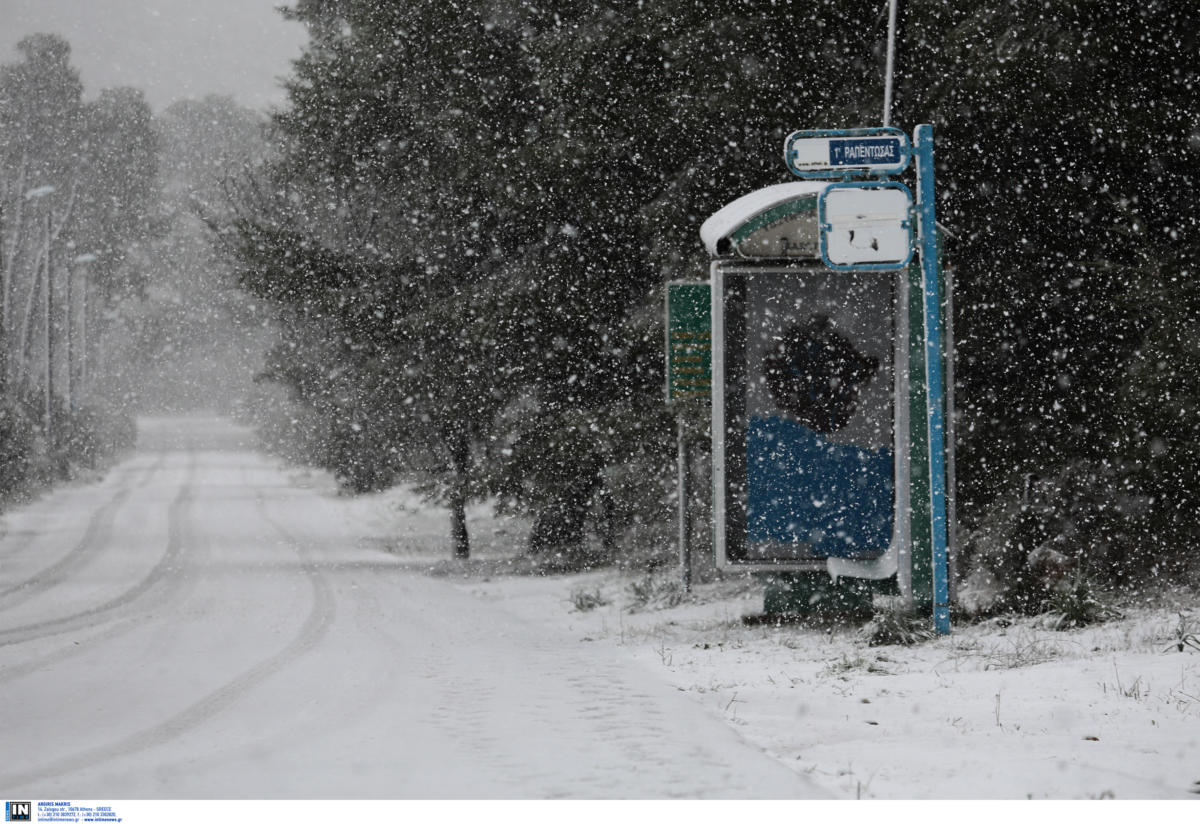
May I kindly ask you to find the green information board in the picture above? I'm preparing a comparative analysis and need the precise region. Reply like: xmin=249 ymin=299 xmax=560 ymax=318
xmin=666 ymin=282 xmax=712 ymax=403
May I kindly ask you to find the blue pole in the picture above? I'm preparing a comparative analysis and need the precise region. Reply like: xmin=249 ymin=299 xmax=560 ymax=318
xmin=914 ymin=124 xmax=951 ymax=635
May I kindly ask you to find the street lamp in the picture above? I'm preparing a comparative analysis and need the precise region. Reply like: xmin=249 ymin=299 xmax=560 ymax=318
xmin=69 ymin=252 xmax=97 ymax=411
xmin=26 ymin=185 xmax=55 ymax=435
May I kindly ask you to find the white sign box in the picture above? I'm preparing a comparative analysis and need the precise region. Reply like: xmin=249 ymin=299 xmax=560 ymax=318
xmin=818 ymin=183 xmax=914 ymax=270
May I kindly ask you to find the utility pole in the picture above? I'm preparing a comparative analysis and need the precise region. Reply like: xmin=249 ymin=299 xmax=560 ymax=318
xmin=0 ymin=202 xmax=6 ymax=394
xmin=68 ymin=249 xmax=96 ymax=407
xmin=883 ymin=0 xmax=899 ymax=126
xmin=2 ymin=160 xmax=29 ymax=391
xmin=80 ymin=265 xmax=88 ymax=393
xmin=65 ymin=257 xmax=73 ymax=413
xmin=882 ymin=0 xmax=908 ymax=129
xmin=43 ymin=210 xmax=53 ymax=437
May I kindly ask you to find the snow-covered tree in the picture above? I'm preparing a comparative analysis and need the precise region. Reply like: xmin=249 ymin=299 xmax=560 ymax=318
xmin=0 ymin=35 xmax=158 ymax=487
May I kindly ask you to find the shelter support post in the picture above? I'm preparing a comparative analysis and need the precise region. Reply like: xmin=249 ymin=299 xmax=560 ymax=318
xmin=914 ymin=124 xmax=951 ymax=635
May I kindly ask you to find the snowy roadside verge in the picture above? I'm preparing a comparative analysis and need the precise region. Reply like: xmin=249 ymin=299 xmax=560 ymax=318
xmin=456 ymin=570 xmax=1200 ymax=800
xmin=340 ymin=481 xmax=1200 ymax=800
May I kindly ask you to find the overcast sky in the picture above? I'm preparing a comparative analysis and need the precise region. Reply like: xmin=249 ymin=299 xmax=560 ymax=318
xmin=0 ymin=0 xmax=309 ymax=112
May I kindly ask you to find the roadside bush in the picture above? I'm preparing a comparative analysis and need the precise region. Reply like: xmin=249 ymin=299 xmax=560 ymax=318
xmin=860 ymin=605 xmax=937 ymax=646
xmin=0 ymin=389 xmax=136 ymax=505
xmin=60 ymin=404 xmax=102 ymax=470
xmin=1042 ymin=574 xmax=1122 ymax=630
xmin=42 ymin=396 xmax=134 ymax=477
xmin=963 ymin=460 xmax=1154 ymax=615
xmin=0 ymin=398 xmax=36 ymax=499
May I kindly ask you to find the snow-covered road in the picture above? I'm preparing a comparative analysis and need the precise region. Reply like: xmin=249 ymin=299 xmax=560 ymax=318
xmin=0 ymin=417 xmax=825 ymax=799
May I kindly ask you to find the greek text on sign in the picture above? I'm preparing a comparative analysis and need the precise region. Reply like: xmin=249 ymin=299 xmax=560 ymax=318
xmin=831 ymin=139 xmax=900 ymax=166
xmin=785 ymin=127 xmax=911 ymax=179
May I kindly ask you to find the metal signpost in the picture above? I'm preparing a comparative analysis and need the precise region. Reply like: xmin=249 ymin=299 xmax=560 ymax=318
xmin=914 ymin=125 xmax=951 ymax=634
xmin=666 ymin=282 xmax=712 ymax=591
xmin=699 ymin=125 xmax=951 ymax=634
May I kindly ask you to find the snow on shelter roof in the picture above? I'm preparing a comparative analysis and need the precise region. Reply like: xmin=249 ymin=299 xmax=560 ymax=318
xmin=699 ymin=180 xmax=834 ymax=257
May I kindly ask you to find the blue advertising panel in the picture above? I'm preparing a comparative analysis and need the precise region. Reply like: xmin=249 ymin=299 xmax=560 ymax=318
xmin=716 ymin=265 xmax=897 ymax=567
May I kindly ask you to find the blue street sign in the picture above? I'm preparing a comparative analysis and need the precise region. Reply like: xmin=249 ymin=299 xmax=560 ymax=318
xmin=785 ymin=127 xmax=911 ymax=179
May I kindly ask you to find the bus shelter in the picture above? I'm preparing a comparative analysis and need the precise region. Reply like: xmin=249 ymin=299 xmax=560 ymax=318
xmin=701 ymin=181 xmax=918 ymax=612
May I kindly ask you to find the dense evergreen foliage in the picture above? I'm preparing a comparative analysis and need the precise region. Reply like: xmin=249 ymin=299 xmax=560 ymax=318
xmin=898 ymin=0 xmax=1200 ymax=589
xmin=234 ymin=0 xmax=1200 ymax=592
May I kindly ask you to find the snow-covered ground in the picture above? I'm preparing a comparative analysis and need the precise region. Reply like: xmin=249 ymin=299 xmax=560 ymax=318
xmin=2 ymin=417 xmax=1198 ymax=804
xmin=342 ymin=435 xmax=1200 ymax=802
xmin=0 ymin=418 xmax=817 ymax=799
xmin=473 ymin=571 xmax=1200 ymax=800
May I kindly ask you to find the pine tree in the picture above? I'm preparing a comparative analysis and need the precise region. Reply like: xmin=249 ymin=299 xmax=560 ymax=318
xmin=900 ymin=0 xmax=1200 ymax=584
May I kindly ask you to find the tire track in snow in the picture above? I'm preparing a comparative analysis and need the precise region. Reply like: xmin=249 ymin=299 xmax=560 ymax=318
xmin=0 ymin=455 xmax=166 ymax=610
xmin=0 ymin=453 xmax=197 ymax=649
xmin=0 ymin=467 xmax=338 ymax=791
xmin=0 ymin=456 xmax=159 ymax=564
xmin=143 ymin=566 xmax=421 ymax=792
xmin=0 ymin=456 xmax=212 ymax=686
